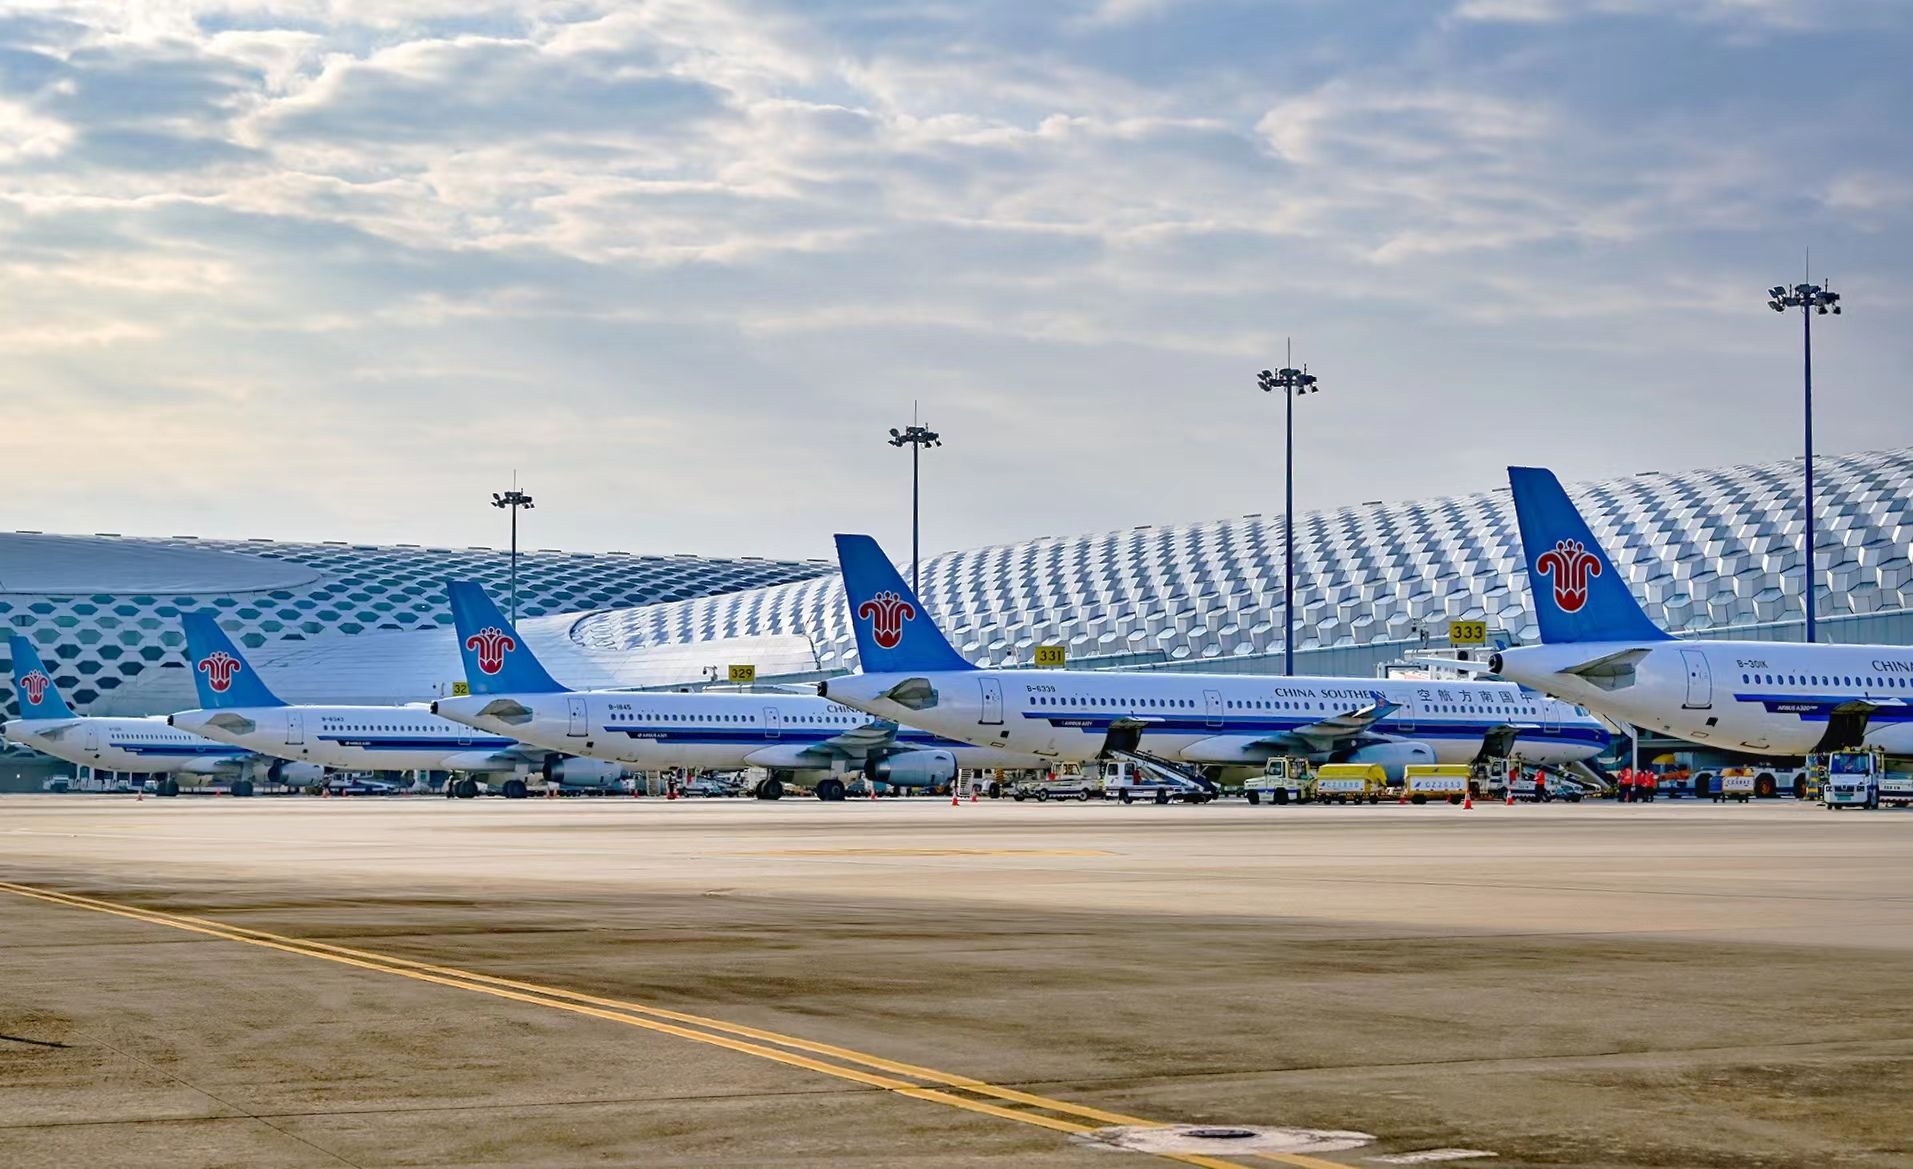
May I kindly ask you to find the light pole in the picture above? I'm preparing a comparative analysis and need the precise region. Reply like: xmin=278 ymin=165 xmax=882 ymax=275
xmin=887 ymin=412 xmax=941 ymax=599
xmin=491 ymin=485 xmax=535 ymax=624
xmin=1259 ymin=341 xmax=1320 ymax=677
xmin=1767 ymin=281 xmax=1841 ymax=642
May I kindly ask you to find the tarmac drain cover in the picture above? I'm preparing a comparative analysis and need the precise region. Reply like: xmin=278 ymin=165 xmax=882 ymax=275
xmin=1074 ymin=1124 xmax=1374 ymax=1156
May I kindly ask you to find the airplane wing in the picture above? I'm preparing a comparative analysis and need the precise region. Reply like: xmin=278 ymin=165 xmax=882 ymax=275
xmin=1287 ymin=696 xmax=1400 ymax=748
xmin=803 ymin=720 xmax=901 ymax=764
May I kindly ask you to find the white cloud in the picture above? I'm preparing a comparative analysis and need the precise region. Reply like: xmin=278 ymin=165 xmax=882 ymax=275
xmin=0 ymin=0 xmax=1907 ymax=558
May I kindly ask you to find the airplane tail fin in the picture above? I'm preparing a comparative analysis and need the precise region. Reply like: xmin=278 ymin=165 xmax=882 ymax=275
xmin=180 ymin=612 xmax=287 ymax=708
xmin=446 ymin=581 xmax=568 ymax=695
xmin=9 ymin=636 xmax=77 ymax=719
xmin=1508 ymin=467 xmax=1670 ymax=645
xmin=834 ymin=535 xmax=974 ymax=674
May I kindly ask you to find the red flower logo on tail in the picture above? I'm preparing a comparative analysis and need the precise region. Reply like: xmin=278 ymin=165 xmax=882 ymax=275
xmin=20 ymin=669 xmax=51 ymax=706
xmin=1535 ymin=539 xmax=1602 ymax=614
xmin=465 ymin=627 xmax=516 ymax=675
xmin=857 ymin=591 xmax=916 ymax=650
xmin=198 ymin=651 xmax=243 ymax=694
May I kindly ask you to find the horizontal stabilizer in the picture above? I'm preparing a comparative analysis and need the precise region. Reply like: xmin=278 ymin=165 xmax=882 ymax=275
xmin=1560 ymin=647 xmax=1652 ymax=690
xmin=879 ymin=677 xmax=940 ymax=710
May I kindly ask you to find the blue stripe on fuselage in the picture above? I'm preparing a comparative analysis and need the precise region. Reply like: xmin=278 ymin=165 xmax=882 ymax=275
xmin=1021 ymin=712 xmax=1607 ymax=745
xmin=319 ymin=736 xmax=518 ymax=751
xmin=1733 ymin=693 xmax=1913 ymax=723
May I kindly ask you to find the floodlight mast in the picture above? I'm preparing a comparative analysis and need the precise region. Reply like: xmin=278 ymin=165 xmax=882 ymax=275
xmin=1766 ymin=281 xmax=1842 ymax=643
xmin=1259 ymin=339 xmax=1321 ymax=677
xmin=490 ymin=484 xmax=535 ymax=624
xmin=887 ymin=407 xmax=942 ymax=600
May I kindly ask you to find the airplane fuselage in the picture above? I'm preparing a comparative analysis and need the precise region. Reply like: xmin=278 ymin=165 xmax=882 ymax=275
xmin=819 ymin=669 xmax=1609 ymax=768
xmin=430 ymin=690 xmax=1047 ymax=779
xmin=170 ymin=705 xmax=530 ymax=773
xmin=1493 ymin=640 xmax=1913 ymax=757
xmin=2 ymin=715 xmax=249 ymax=776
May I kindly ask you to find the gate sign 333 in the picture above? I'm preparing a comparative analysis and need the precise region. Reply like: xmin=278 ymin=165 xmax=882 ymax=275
xmin=1448 ymin=621 xmax=1487 ymax=646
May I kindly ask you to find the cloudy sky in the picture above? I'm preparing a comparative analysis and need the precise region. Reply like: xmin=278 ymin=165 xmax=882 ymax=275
xmin=2 ymin=0 xmax=1908 ymax=562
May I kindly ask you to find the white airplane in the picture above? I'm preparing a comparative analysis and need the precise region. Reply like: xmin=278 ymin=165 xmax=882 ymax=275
xmin=1484 ymin=466 xmax=1913 ymax=782
xmin=166 ymin=612 xmax=620 ymax=799
xmin=428 ymin=580 xmax=1049 ymax=799
xmin=4 ymin=635 xmax=299 ymax=796
xmin=815 ymin=536 xmax=1611 ymax=782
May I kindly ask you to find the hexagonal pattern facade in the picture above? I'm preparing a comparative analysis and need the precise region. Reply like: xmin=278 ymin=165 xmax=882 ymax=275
xmin=0 ymin=535 xmax=830 ymax=718
xmin=575 ymin=448 xmax=1913 ymax=670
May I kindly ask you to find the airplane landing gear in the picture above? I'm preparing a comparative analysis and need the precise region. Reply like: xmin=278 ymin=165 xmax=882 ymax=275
xmin=815 ymin=778 xmax=845 ymax=801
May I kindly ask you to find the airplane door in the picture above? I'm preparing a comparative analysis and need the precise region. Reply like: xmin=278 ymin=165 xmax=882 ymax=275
xmin=1204 ymin=689 xmax=1224 ymax=728
xmin=567 ymin=696 xmax=588 ymax=737
xmin=83 ymin=726 xmax=99 ymax=754
xmin=1680 ymin=649 xmax=1713 ymax=709
xmin=286 ymin=712 xmax=304 ymax=746
xmin=979 ymin=677 xmax=1004 ymax=725
xmin=1543 ymin=700 xmax=1560 ymax=735
xmin=763 ymin=706 xmax=782 ymax=739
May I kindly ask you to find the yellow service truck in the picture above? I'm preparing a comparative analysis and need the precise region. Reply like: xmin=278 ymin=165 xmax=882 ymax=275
xmin=1312 ymin=762 xmax=1389 ymax=805
xmin=1402 ymin=764 xmax=1472 ymax=805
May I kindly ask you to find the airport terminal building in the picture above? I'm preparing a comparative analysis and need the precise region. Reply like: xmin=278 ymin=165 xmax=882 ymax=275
xmin=6 ymin=448 xmax=1912 ymax=723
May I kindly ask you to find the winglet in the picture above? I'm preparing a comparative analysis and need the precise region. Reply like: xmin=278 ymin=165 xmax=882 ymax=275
xmin=1508 ymin=467 xmax=1670 ymax=645
xmin=446 ymin=581 xmax=568 ymax=695
xmin=179 ymin=613 xmax=287 ymax=708
xmin=9 ymin=636 xmax=77 ymax=719
xmin=834 ymin=535 xmax=974 ymax=674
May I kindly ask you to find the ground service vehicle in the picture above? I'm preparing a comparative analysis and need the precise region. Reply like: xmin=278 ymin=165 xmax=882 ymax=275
xmin=1817 ymin=749 xmax=1882 ymax=810
xmin=1101 ymin=759 xmax=1213 ymax=804
xmin=1403 ymin=764 xmax=1471 ymax=804
xmin=1714 ymin=768 xmax=1757 ymax=803
xmin=1246 ymin=756 xmax=1314 ymax=805
xmin=1471 ymin=756 xmax=1522 ymax=799
xmin=1313 ymin=763 xmax=1387 ymax=805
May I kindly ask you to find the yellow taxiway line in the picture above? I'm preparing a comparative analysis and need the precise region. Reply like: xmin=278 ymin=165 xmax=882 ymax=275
xmin=0 ymin=880 xmax=1349 ymax=1169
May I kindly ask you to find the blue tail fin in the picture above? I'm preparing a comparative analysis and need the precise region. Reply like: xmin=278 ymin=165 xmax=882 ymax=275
xmin=446 ymin=581 xmax=568 ymax=695
xmin=180 ymin=613 xmax=287 ymax=708
xmin=10 ymin=636 xmax=77 ymax=719
xmin=834 ymin=535 xmax=974 ymax=674
xmin=1508 ymin=467 xmax=1670 ymax=644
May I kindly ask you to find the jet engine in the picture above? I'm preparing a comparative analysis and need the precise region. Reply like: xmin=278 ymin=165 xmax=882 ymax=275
xmin=268 ymin=760 xmax=324 ymax=786
xmin=543 ymin=756 xmax=624 ymax=788
xmin=1339 ymin=741 xmax=1436 ymax=781
xmin=864 ymin=749 xmax=957 ymax=789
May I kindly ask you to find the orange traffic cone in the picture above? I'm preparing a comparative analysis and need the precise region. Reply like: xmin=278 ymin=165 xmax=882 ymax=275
xmin=321 ymin=785 xmax=329 ymax=799
xmin=136 ymin=787 xmax=142 ymax=802
xmin=1464 ymin=792 xmax=1473 ymax=809
xmin=951 ymin=789 xmax=960 ymax=806
xmin=1506 ymin=789 xmax=1515 ymax=805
